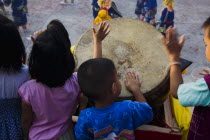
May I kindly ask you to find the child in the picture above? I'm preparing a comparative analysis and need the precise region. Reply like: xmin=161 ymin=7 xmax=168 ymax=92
xmin=60 ymin=0 xmax=74 ymax=6
xmin=158 ymin=0 xmax=174 ymax=35
xmin=75 ymin=59 xmax=153 ymax=139
xmin=3 ymin=0 xmax=28 ymax=31
xmin=0 ymin=15 xmax=29 ymax=139
xmin=94 ymin=0 xmax=112 ymax=24
xmin=92 ymin=0 xmax=122 ymax=20
xmin=135 ymin=0 xmax=144 ymax=20
xmin=161 ymin=17 xmax=210 ymax=140
xmin=18 ymin=21 xmax=110 ymax=140
xmin=144 ymin=0 xmax=157 ymax=25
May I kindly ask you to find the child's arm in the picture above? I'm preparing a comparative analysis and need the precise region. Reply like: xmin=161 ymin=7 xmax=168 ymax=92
xmin=21 ymin=101 xmax=33 ymax=140
xmin=125 ymin=71 xmax=147 ymax=103
xmin=161 ymin=27 xmax=185 ymax=99
xmin=92 ymin=21 xmax=110 ymax=58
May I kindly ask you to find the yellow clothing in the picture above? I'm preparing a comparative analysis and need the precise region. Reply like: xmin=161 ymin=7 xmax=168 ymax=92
xmin=170 ymin=94 xmax=192 ymax=140
xmin=70 ymin=45 xmax=76 ymax=54
xmin=94 ymin=9 xmax=112 ymax=24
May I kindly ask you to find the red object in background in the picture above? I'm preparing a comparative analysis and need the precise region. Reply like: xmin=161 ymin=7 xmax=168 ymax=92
xmin=134 ymin=130 xmax=182 ymax=140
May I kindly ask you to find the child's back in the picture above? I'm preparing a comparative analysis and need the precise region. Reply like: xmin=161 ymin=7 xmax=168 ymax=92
xmin=19 ymin=20 xmax=79 ymax=140
xmin=75 ymin=100 xmax=152 ymax=139
xmin=75 ymin=58 xmax=153 ymax=140
xmin=19 ymin=73 xmax=79 ymax=139
xmin=0 ymin=15 xmax=29 ymax=139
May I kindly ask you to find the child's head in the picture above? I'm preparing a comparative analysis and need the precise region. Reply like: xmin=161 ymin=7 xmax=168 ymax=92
xmin=98 ymin=0 xmax=112 ymax=9
xmin=202 ymin=17 xmax=210 ymax=61
xmin=0 ymin=14 xmax=26 ymax=72
xmin=29 ymin=20 xmax=75 ymax=87
xmin=78 ymin=58 xmax=122 ymax=101
xmin=162 ymin=0 xmax=174 ymax=8
xmin=47 ymin=20 xmax=71 ymax=47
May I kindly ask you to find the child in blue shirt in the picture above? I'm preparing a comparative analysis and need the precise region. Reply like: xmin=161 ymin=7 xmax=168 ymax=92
xmin=161 ymin=17 xmax=210 ymax=140
xmin=135 ymin=0 xmax=144 ymax=20
xmin=144 ymin=0 xmax=157 ymax=25
xmin=159 ymin=0 xmax=174 ymax=36
xmin=75 ymin=57 xmax=153 ymax=139
xmin=3 ymin=0 xmax=28 ymax=31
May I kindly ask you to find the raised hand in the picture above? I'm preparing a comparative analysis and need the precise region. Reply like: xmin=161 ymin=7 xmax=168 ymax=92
xmin=92 ymin=21 xmax=110 ymax=42
xmin=161 ymin=26 xmax=185 ymax=62
xmin=92 ymin=22 xmax=110 ymax=58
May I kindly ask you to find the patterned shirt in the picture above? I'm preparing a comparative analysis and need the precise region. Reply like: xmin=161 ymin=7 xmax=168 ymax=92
xmin=75 ymin=101 xmax=153 ymax=140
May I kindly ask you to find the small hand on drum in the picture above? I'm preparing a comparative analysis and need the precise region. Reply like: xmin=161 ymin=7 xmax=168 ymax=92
xmin=124 ymin=71 xmax=142 ymax=94
xmin=125 ymin=71 xmax=146 ymax=103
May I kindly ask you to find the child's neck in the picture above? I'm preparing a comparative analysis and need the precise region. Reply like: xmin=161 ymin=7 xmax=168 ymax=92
xmin=95 ymin=99 xmax=114 ymax=108
xmin=167 ymin=6 xmax=173 ymax=11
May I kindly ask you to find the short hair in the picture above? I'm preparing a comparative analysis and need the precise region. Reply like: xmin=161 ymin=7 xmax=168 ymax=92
xmin=29 ymin=20 xmax=75 ymax=87
xmin=0 ymin=14 xmax=26 ymax=72
xmin=202 ymin=16 xmax=210 ymax=39
xmin=78 ymin=58 xmax=116 ymax=101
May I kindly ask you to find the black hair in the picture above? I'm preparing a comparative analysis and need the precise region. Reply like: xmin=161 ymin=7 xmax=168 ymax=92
xmin=0 ymin=14 xmax=26 ymax=72
xmin=47 ymin=19 xmax=72 ymax=49
xmin=78 ymin=58 xmax=116 ymax=101
xmin=29 ymin=20 xmax=75 ymax=87
xmin=202 ymin=16 xmax=210 ymax=39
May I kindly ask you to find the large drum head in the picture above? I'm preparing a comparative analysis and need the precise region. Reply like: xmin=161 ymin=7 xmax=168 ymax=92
xmin=75 ymin=18 xmax=169 ymax=98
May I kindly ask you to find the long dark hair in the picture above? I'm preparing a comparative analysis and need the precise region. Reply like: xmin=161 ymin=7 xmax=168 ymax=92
xmin=0 ymin=14 xmax=26 ymax=72
xmin=29 ymin=20 xmax=75 ymax=87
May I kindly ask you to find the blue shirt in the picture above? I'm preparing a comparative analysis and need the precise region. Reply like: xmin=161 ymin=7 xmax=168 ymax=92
xmin=91 ymin=0 xmax=100 ymax=8
xmin=0 ymin=65 xmax=30 ymax=99
xmin=178 ymin=78 xmax=210 ymax=107
xmin=4 ymin=0 xmax=26 ymax=9
xmin=160 ymin=8 xmax=174 ymax=23
xmin=136 ymin=0 xmax=144 ymax=7
xmin=75 ymin=101 xmax=153 ymax=140
xmin=150 ymin=0 xmax=157 ymax=9
xmin=147 ymin=0 xmax=157 ymax=10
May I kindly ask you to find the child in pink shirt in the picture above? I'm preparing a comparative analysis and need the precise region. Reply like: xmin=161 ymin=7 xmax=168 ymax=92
xmin=18 ymin=20 xmax=110 ymax=140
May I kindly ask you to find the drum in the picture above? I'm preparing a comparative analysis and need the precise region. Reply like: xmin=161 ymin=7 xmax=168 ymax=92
xmin=75 ymin=18 xmax=170 ymax=105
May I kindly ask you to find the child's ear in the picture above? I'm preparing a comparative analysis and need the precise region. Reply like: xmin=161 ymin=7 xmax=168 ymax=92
xmin=111 ymin=82 xmax=117 ymax=95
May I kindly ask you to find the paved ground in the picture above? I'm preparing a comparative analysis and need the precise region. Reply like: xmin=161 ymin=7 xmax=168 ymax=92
xmin=2 ymin=0 xmax=210 ymax=82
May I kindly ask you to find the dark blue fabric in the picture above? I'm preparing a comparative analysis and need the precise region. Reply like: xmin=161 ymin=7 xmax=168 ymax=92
xmin=4 ymin=0 xmax=27 ymax=26
xmin=0 ymin=0 xmax=4 ymax=7
xmin=159 ymin=8 xmax=174 ymax=35
xmin=12 ymin=9 xmax=27 ymax=26
xmin=148 ymin=0 xmax=157 ymax=10
xmin=0 ymin=98 xmax=24 ymax=140
xmin=92 ymin=0 xmax=100 ymax=18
